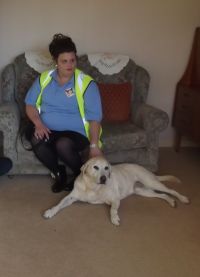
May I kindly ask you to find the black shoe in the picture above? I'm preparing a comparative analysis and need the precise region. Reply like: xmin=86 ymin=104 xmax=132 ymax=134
xmin=51 ymin=165 xmax=67 ymax=193
xmin=0 ymin=157 xmax=13 ymax=176
xmin=64 ymin=179 xmax=74 ymax=192
xmin=51 ymin=181 xmax=67 ymax=193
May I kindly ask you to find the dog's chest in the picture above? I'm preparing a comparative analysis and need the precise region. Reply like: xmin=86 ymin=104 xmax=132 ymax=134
xmin=83 ymin=186 xmax=117 ymax=205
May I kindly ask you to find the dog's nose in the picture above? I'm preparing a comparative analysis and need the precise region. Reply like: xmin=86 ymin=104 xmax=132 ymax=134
xmin=100 ymin=175 xmax=107 ymax=184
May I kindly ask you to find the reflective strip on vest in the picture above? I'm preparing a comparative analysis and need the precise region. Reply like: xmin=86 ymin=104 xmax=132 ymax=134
xmin=36 ymin=69 xmax=55 ymax=112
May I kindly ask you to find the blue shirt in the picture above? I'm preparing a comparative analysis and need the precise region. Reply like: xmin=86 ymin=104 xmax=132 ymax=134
xmin=25 ymin=70 xmax=102 ymax=136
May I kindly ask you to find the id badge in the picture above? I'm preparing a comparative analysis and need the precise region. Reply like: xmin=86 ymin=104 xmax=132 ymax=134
xmin=65 ymin=87 xmax=74 ymax=97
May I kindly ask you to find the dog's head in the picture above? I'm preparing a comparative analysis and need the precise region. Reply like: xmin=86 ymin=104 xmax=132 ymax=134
xmin=81 ymin=157 xmax=111 ymax=185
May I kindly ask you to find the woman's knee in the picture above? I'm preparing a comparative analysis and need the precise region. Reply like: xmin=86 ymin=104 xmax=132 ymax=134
xmin=56 ymin=137 xmax=74 ymax=153
xmin=30 ymin=136 xmax=49 ymax=154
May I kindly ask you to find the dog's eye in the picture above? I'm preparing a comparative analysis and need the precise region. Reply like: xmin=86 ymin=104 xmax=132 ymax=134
xmin=105 ymin=166 xmax=109 ymax=170
xmin=93 ymin=166 xmax=99 ymax=170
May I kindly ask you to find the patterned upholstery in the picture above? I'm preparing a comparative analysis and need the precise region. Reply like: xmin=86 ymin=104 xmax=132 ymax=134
xmin=0 ymin=53 xmax=169 ymax=174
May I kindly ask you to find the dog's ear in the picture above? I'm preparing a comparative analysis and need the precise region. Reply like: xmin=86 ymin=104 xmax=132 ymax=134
xmin=80 ymin=157 xmax=97 ymax=176
xmin=80 ymin=160 xmax=91 ymax=175
xmin=80 ymin=163 xmax=87 ymax=175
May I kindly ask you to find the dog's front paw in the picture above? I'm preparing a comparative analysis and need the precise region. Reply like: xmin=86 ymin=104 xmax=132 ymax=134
xmin=111 ymin=214 xmax=120 ymax=226
xmin=169 ymin=198 xmax=176 ymax=208
xmin=180 ymin=195 xmax=190 ymax=204
xmin=43 ymin=208 xmax=57 ymax=219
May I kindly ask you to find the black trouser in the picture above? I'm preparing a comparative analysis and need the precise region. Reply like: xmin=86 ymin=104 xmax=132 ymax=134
xmin=28 ymin=128 xmax=90 ymax=177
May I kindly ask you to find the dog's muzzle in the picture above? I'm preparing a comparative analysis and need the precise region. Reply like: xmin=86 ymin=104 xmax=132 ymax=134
xmin=99 ymin=175 xmax=107 ymax=184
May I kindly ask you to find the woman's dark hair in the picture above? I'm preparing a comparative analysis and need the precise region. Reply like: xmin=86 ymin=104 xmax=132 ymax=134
xmin=49 ymin=33 xmax=77 ymax=60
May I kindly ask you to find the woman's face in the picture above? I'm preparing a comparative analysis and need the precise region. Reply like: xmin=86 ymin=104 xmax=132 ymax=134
xmin=56 ymin=52 xmax=77 ymax=78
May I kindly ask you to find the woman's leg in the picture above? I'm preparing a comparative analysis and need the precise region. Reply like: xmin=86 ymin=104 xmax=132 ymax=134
xmin=56 ymin=137 xmax=82 ymax=176
xmin=55 ymin=131 xmax=90 ymax=188
xmin=28 ymin=130 xmax=89 ymax=192
xmin=31 ymin=136 xmax=59 ymax=174
xmin=30 ymin=134 xmax=68 ymax=193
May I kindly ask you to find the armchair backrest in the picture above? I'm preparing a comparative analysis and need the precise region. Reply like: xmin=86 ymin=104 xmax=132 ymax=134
xmin=1 ymin=53 xmax=150 ymax=120
xmin=2 ymin=54 xmax=39 ymax=118
xmin=78 ymin=55 xmax=150 ymax=119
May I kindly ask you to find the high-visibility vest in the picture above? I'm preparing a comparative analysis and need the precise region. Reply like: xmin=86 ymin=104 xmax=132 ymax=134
xmin=36 ymin=68 xmax=102 ymax=147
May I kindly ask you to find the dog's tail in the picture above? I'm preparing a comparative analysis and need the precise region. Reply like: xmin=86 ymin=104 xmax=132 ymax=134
xmin=156 ymin=175 xmax=181 ymax=183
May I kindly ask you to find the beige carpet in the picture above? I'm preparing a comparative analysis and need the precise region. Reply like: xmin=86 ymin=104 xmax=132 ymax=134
xmin=0 ymin=147 xmax=200 ymax=277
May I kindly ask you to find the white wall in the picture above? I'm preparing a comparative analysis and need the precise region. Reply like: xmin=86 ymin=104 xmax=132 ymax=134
xmin=1 ymin=0 xmax=200 ymax=146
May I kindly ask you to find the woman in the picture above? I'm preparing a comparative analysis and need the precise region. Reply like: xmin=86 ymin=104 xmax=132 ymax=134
xmin=25 ymin=34 xmax=103 ymax=193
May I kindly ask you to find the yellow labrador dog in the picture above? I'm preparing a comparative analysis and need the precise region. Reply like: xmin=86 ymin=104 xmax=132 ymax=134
xmin=43 ymin=157 xmax=189 ymax=226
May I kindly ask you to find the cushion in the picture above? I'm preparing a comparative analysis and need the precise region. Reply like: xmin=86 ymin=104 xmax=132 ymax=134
xmin=98 ymin=82 xmax=132 ymax=123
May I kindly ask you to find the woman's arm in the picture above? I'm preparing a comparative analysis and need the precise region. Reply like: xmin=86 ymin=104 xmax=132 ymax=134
xmin=88 ymin=120 xmax=103 ymax=158
xmin=26 ymin=105 xmax=51 ymax=140
xmin=84 ymin=81 xmax=103 ymax=158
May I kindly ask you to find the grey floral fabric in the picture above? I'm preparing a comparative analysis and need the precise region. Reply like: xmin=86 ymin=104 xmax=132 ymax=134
xmin=0 ymin=53 xmax=169 ymax=175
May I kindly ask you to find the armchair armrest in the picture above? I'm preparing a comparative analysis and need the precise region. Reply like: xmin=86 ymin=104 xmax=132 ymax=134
xmin=0 ymin=103 xmax=20 ymax=159
xmin=133 ymin=103 xmax=169 ymax=132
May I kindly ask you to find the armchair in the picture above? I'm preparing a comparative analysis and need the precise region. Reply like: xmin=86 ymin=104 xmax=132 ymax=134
xmin=0 ymin=53 xmax=169 ymax=174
